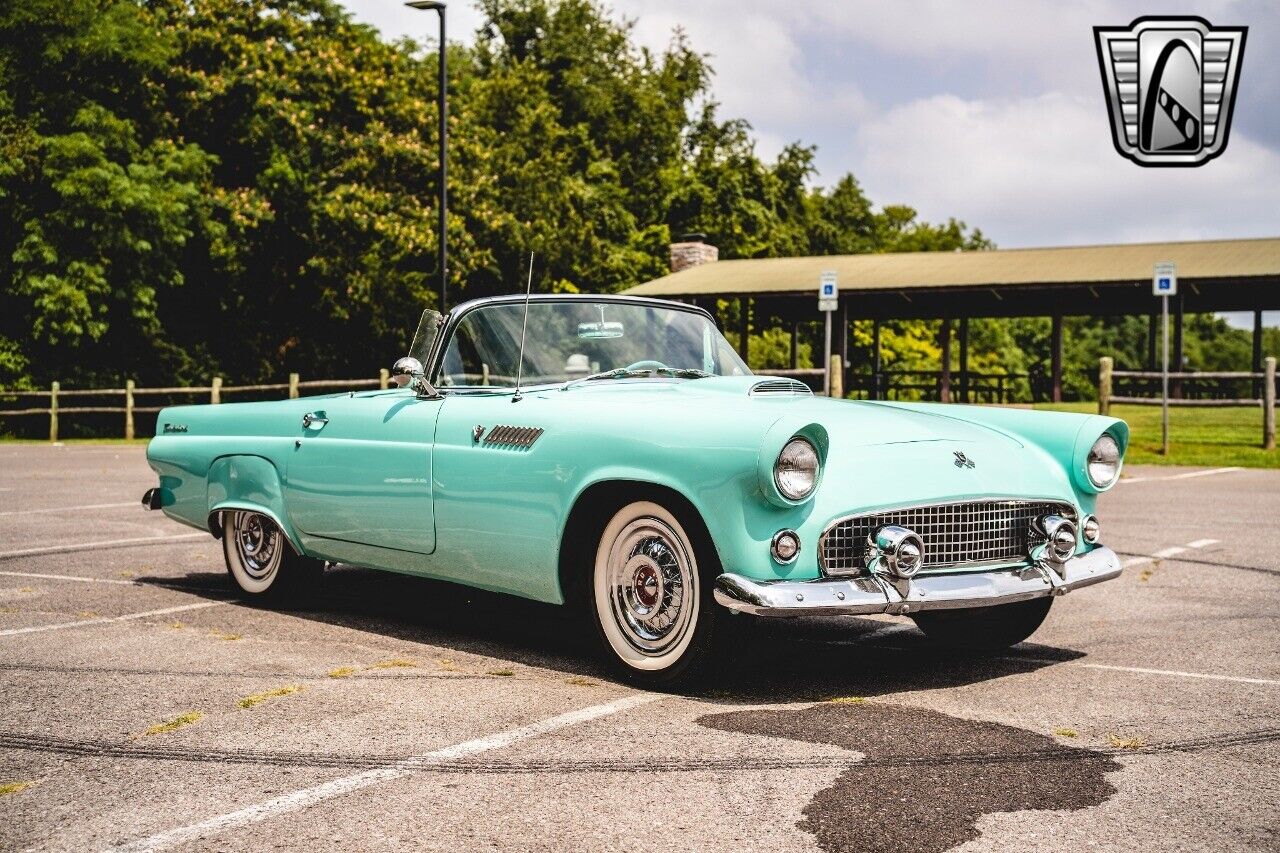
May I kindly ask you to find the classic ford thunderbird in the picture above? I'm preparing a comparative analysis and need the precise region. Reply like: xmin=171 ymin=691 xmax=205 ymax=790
xmin=144 ymin=295 xmax=1127 ymax=685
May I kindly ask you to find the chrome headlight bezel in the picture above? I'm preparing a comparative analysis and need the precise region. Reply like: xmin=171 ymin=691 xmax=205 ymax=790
xmin=1086 ymin=433 xmax=1122 ymax=489
xmin=774 ymin=437 xmax=820 ymax=501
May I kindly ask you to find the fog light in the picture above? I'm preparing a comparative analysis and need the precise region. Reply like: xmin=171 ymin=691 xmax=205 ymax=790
xmin=1038 ymin=514 xmax=1078 ymax=563
xmin=771 ymin=529 xmax=801 ymax=564
xmin=1082 ymin=515 xmax=1100 ymax=544
xmin=866 ymin=525 xmax=925 ymax=579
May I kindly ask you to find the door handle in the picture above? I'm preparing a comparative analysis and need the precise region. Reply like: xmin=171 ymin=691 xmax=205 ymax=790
xmin=302 ymin=412 xmax=329 ymax=429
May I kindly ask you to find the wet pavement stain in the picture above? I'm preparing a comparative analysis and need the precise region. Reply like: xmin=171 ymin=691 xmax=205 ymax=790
xmin=699 ymin=701 xmax=1121 ymax=853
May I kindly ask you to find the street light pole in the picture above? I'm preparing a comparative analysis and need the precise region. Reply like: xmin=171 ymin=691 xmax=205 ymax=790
xmin=406 ymin=1 xmax=448 ymax=312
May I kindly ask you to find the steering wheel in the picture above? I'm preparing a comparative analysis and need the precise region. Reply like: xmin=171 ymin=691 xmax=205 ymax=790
xmin=623 ymin=360 xmax=670 ymax=372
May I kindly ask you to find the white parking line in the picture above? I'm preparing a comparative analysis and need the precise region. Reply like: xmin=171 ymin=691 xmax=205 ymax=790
xmin=0 ymin=601 xmax=226 ymax=637
xmin=1121 ymin=467 xmax=1242 ymax=484
xmin=1005 ymin=656 xmax=1279 ymax=686
xmin=0 ymin=533 xmax=205 ymax=560
xmin=0 ymin=501 xmax=139 ymax=517
xmin=1122 ymin=538 xmax=1217 ymax=570
xmin=0 ymin=570 xmax=137 ymax=586
xmin=105 ymin=694 xmax=659 ymax=853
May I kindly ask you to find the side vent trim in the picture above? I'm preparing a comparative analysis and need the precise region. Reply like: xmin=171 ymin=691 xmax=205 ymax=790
xmin=483 ymin=425 xmax=545 ymax=449
xmin=749 ymin=378 xmax=813 ymax=397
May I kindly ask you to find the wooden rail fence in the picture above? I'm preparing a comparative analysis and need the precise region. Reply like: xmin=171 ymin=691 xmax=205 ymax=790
xmin=0 ymin=371 xmax=391 ymax=442
xmin=1098 ymin=356 xmax=1276 ymax=450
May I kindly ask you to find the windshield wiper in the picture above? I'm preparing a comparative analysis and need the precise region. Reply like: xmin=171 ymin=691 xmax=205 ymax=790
xmin=560 ymin=367 xmax=712 ymax=391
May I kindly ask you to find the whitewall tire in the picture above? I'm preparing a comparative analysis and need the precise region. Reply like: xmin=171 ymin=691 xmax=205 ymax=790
xmin=221 ymin=511 xmax=321 ymax=601
xmin=591 ymin=500 xmax=717 ymax=685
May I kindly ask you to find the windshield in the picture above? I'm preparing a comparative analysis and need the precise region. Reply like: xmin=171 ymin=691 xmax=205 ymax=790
xmin=435 ymin=301 xmax=750 ymax=389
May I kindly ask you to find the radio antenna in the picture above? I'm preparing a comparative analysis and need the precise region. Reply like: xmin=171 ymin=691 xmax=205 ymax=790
xmin=512 ymin=251 xmax=535 ymax=403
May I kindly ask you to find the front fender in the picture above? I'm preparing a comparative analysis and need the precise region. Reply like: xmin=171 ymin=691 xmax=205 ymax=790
xmin=206 ymin=455 xmax=303 ymax=553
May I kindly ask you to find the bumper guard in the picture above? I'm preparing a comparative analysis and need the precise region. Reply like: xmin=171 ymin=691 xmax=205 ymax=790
xmin=714 ymin=546 xmax=1122 ymax=617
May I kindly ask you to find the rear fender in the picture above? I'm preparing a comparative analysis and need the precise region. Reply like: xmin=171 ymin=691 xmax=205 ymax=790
xmin=206 ymin=455 xmax=303 ymax=554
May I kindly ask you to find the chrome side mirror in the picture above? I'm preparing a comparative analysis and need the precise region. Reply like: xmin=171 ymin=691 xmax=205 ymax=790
xmin=391 ymin=356 xmax=441 ymax=398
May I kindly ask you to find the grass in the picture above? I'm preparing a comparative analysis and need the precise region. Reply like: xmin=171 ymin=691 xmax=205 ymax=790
xmin=1107 ymin=733 xmax=1147 ymax=750
xmin=0 ymin=781 xmax=35 ymax=796
xmin=0 ymin=437 xmax=149 ymax=445
xmin=1037 ymin=402 xmax=1278 ymax=468
xmin=487 ymin=668 xmax=515 ymax=677
xmin=327 ymin=666 xmax=357 ymax=679
xmin=1054 ymin=727 xmax=1079 ymax=738
xmin=826 ymin=696 xmax=866 ymax=705
xmin=144 ymin=711 xmax=204 ymax=736
xmin=566 ymin=676 xmax=597 ymax=686
xmin=237 ymin=685 xmax=303 ymax=709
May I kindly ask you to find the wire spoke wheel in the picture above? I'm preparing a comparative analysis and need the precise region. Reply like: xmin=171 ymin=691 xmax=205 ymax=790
xmin=223 ymin=511 xmax=287 ymax=595
xmin=593 ymin=500 xmax=708 ymax=678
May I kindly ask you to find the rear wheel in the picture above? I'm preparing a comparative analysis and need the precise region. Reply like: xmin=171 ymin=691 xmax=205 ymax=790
xmin=221 ymin=511 xmax=322 ymax=602
xmin=911 ymin=597 xmax=1053 ymax=650
xmin=590 ymin=500 xmax=718 ymax=687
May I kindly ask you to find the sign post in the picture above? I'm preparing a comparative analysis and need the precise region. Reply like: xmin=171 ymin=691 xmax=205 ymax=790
xmin=818 ymin=272 xmax=838 ymax=396
xmin=1153 ymin=261 xmax=1177 ymax=455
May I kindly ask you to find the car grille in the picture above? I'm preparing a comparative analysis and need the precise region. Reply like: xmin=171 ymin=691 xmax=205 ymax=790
xmin=819 ymin=499 xmax=1075 ymax=577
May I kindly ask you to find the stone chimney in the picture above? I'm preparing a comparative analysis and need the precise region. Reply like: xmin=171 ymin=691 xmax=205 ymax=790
xmin=669 ymin=233 xmax=718 ymax=273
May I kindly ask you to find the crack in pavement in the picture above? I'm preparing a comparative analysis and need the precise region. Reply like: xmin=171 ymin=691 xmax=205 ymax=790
xmin=1 ymin=722 xmax=1276 ymax=775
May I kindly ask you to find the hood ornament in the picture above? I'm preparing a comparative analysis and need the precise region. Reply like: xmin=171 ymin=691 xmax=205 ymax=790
xmin=953 ymin=451 xmax=976 ymax=469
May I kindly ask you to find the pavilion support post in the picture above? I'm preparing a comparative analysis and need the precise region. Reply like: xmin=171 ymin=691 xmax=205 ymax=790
xmin=1147 ymin=311 xmax=1158 ymax=370
xmin=1172 ymin=295 xmax=1184 ymax=399
xmin=211 ymin=376 xmax=222 ymax=404
xmin=1253 ymin=309 xmax=1264 ymax=399
xmin=872 ymin=319 xmax=882 ymax=400
xmin=1264 ymin=356 xmax=1274 ymax=450
xmin=1265 ymin=357 xmax=1276 ymax=451
xmin=939 ymin=318 xmax=952 ymax=403
xmin=1050 ymin=314 xmax=1063 ymax=404
xmin=790 ymin=323 xmax=799 ymax=370
xmin=840 ymin=303 xmax=851 ymax=396
xmin=958 ymin=316 xmax=970 ymax=404
xmin=737 ymin=298 xmax=749 ymax=364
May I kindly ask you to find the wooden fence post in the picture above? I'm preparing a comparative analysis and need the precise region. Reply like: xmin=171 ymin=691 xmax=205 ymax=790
xmin=1264 ymin=357 xmax=1276 ymax=451
xmin=125 ymin=379 xmax=135 ymax=440
xmin=379 ymin=368 xmax=389 ymax=390
xmin=1098 ymin=357 xmax=1113 ymax=416
xmin=829 ymin=354 xmax=843 ymax=399
xmin=211 ymin=376 xmax=222 ymax=404
xmin=289 ymin=373 xmax=300 ymax=399
xmin=49 ymin=381 xmax=59 ymax=443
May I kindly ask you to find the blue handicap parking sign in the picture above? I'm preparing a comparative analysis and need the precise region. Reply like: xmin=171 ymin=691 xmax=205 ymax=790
xmin=822 ymin=283 xmax=835 ymax=296
xmin=1157 ymin=277 xmax=1171 ymax=290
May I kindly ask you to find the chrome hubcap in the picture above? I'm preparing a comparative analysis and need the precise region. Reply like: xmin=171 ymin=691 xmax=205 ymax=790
xmin=233 ymin=512 xmax=281 ymax=579
xmin=607 ymin=518 xmax=695 ymax=655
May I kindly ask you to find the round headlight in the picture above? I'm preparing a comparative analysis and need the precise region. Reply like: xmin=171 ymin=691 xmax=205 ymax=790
xmin=1087 ymin=434 xmax=1121 ymax=488
xmin=774 ymin=437 xmax=819 ymax=501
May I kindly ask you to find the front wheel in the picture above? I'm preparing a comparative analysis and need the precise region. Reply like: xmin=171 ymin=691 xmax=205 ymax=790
xmin=911 ymin=597 xmax=1053 ymax=650
xmin=221 ymin=511 xmax=322 ymax=602
xmin=590 ymin=500 xmax=718 ymax=687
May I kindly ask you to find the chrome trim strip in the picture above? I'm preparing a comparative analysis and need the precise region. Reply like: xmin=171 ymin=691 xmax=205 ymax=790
xmin=714 ymin=546 xmax=1122 ymax=618
xmin=818 ymin=497 xmax=1076 ymax=577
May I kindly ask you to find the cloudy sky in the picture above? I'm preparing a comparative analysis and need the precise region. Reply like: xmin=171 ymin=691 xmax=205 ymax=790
xmin=340 ymin=1 xmax=1278 ymax=321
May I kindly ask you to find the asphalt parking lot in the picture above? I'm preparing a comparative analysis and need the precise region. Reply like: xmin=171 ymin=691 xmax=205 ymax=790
xmin=0 ymin=445 xmax=1277 ymax=852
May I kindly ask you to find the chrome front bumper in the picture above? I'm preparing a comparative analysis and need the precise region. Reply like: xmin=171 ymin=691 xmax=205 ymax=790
xmin=714 ymin=546 xmax=1122 ymax=617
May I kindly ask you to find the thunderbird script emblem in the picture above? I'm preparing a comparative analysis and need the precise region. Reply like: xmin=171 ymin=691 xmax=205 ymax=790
xmin=1094 ymin=17 xmax=1246 ymax=167
xmin=953 ymin=451 xmax=975 ymax=469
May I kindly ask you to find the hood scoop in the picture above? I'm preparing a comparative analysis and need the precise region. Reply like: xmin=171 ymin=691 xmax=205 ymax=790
xmin=749 ymin=378 xmax=813 ymax=397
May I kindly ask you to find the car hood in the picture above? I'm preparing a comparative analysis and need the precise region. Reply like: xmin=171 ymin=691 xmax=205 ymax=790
xmin=560 ymin=375 xmax=1023 ymax=450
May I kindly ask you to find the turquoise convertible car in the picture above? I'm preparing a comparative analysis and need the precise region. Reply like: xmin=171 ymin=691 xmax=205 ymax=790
xmin=144 ymin=295 xmax=1127 ymax=685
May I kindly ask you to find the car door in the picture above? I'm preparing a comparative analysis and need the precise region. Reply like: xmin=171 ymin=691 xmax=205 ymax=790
xmin=284 ymin=392 xmax=441 ymax=554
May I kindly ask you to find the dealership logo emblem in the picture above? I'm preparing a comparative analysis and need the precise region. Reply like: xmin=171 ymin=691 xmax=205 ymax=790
xmin=1094 ymin=17 xmax=1246 ymax=167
